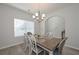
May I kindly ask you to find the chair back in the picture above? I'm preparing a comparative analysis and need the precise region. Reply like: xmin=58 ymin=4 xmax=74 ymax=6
xmin=27 ymin=32 xmax=32 ymax=36
xmin=24 ymin=33 xmax=33 ymax=54
xmin=57 ymin=37 xmax=67 ymax=53
xmin=24 ymin=33 xmax=38 ymax=54
xmin=24 ymin=33 xmax=29 ymax=49
xmin=29 ymin=35 xmax=38 ymax=54
xmin=61 ymin=30 xmax=65 ymax=39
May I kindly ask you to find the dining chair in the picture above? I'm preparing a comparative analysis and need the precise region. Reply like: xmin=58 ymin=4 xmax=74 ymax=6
xmin=27 ymin=32 xmax=32 ymax=36
xmin=53 ymin=37 xmax=67 ymax=55
xmin=24 ymin=33 xmax=44 ymax=55
xmin=24 ymin=33 xmax=32 ymax=54
xmin=61 ymin=30 xmax=65 ymax=39
xmin=29 ymin=35 xmax=44 ymax=55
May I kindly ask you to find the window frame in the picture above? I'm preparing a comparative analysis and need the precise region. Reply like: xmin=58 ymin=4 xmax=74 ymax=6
xmin=14 ymin=18 xmax=35 ymax=37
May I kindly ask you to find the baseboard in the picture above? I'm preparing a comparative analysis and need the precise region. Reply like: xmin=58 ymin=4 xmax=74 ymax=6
xmin=0 ymin=42 xmax=24 ymax=50
xmin=65 ymin=45 xmax=79 ymax=51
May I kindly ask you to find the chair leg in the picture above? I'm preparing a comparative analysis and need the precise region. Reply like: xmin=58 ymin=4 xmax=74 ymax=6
xmin=29 ymin=48 xmax=32 ymax=55
xmin=60 ymin=51 xmax=62 ymax=55
xmin=49 ymin=51 xmax=53 ymax=55
xmin=44 ymin=50 xmax=46 ymax=55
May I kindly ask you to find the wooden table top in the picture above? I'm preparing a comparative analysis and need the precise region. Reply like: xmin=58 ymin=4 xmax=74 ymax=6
xmin=37 ymin=37 xmax=62 ymax=51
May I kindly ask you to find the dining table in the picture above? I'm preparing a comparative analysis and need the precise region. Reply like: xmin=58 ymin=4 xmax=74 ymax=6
xmin=36 ymin=37 xmax=62 ymax=55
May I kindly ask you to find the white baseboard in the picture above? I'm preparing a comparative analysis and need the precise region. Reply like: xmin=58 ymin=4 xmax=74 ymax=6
xmin=0 ymin=42 xmax=23 ymax=50
xmin=65 ymin=45 xmax=79 ymax=51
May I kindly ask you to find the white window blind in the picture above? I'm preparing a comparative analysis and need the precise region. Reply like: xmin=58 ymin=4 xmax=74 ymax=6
xmin=14 ymin=18 xmax=34 ymax=37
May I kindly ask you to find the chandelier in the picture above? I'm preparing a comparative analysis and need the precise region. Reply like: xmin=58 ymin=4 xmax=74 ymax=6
xmin=32 ymin=11 xmax=46 ymax=23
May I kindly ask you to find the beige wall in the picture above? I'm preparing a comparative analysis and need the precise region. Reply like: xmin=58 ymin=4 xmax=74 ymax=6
xmin=0 ymin=4 xmax=38 ymax=49
xmin=0 ymin=3 xmax=79 ymax=50
xmin=45 ymin=15 xmax=65 ymax=38
xmin=45 ymin=4 xmax=79 ymax=50
xmin=40 ymin=4 xmax=79 ymax=50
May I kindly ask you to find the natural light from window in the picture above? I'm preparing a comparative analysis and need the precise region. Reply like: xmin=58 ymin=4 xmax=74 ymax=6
xmin=14 ymin=18 xmax=34 ymax=37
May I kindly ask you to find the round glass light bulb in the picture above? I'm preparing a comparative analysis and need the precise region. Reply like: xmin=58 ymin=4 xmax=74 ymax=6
xmin=42 ymin=14 xmax=46 ymax=17
xmin=35 ymin=13 xmax=38 ymax=16
xmin=32 ymin=15 xmax=35 ymax=18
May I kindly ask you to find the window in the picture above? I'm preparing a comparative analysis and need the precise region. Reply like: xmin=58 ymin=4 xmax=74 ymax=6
xmin=14 ymin=18 xmax=34 ymax=37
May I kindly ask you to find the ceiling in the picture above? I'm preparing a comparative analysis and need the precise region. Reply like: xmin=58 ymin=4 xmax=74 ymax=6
xmin=7 ymin=3 xmax=73 ymax=15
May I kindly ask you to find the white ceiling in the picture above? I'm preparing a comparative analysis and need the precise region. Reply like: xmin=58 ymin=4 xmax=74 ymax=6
xmin=7 ymin=3 xmax=73 ymax=14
